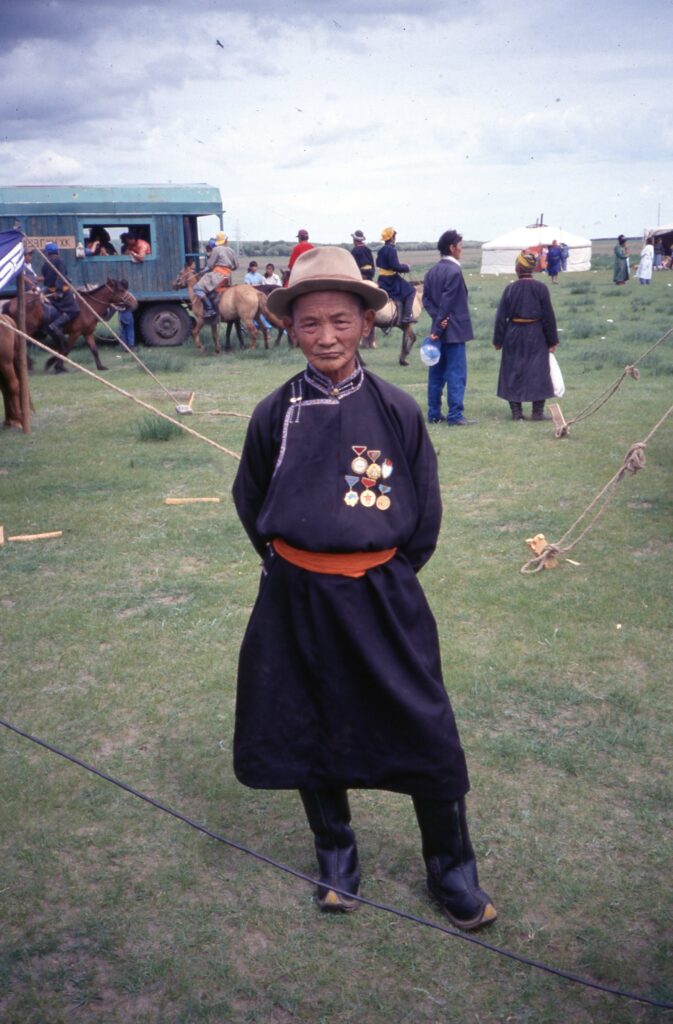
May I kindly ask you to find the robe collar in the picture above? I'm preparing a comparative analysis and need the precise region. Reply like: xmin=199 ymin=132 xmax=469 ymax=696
xmin=304 ymin=361 xmax=364 ymax=400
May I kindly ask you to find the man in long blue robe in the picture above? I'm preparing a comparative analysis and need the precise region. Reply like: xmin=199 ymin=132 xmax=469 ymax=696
xmin=232 ymin=246 xmax=497 ymax=930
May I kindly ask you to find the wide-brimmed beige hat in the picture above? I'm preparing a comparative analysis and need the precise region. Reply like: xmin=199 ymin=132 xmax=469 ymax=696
xmin=267 ymin=247 xmax=388 ymax=318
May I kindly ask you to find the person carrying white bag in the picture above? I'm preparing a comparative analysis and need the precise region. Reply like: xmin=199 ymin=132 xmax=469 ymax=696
xmin=492 ymin=249 xmax=560 ymax=421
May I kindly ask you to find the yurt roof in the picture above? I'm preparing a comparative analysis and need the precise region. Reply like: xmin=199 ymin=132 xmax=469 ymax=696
xmin=482 ymin=225 xmax=591 ymax=250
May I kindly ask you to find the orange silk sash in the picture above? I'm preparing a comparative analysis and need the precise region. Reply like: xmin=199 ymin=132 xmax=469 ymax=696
xmin=272 ymin=538 xmax=397 ymax=579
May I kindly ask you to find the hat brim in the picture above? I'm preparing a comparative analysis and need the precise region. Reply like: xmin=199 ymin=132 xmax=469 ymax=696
xmin=267 ymin=278 xmax=388 ymax=318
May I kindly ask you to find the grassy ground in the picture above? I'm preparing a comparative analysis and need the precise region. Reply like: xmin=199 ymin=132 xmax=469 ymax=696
xmin=1 ymin=263 xmax=672 ymax=1023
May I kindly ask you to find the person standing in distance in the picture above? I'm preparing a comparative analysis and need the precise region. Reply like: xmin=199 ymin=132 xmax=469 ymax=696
xmin=284 ymin=229 xmax=314 ymax=284
xmin=422 ymin=230 xmax=475 ymax=426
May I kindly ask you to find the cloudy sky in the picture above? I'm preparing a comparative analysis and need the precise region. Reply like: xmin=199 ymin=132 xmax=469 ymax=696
xmin=2 ymin=0 xmax=671 ymax=243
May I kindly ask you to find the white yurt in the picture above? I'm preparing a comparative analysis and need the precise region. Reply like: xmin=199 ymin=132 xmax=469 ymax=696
xmin=481 ymin=224 xmax=592 ymax=274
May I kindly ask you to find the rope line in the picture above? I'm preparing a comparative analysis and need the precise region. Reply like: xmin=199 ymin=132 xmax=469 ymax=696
xmin=556 ymin=325 xmax=673 ymax=436
xmin=1 ymin=718 xmax=670 ymax=1010
xmin=35 ymin=250 xmax=179 ymax=402
xmin=521 ymin=403 xmax=673 ymax=573
xmin=14 ymin=325 xmax=240 ymax=460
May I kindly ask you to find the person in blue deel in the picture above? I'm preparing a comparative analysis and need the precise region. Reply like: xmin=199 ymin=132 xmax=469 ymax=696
xmin=42 ymin=242 xmax=80 ymax=349
xmin=231 ymin=246 xmax=497 ymax=931
xmin=376 ymin=226 xmax=416 ymax=322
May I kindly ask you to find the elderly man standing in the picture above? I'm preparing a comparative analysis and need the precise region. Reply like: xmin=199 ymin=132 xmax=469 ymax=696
xmin=423 ymin=229 xmax=475 ymax=426
xmin=231 ymin=247 xmax=497 ymax=931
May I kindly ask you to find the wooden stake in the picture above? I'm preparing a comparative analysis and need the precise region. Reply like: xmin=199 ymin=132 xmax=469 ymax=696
xmin=164 ymin=497 xmax=221 ymax=505
xmin=549 ymin=403 xmax=568 ymax=438
xmin=0 ymin=528 xmax=63 ymax=546
xmin=16 ymin=272 xmax=31 ymax=434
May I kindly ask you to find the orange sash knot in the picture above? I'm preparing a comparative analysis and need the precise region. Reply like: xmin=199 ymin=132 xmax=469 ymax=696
xmin=272 ymin=538 xmax=397 ymax=578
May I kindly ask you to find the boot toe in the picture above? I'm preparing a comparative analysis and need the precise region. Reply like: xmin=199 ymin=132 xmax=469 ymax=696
xmin=317 ymin=887 xmax=359 ymax=912
xmin=439 ymin=895 xmax=497 ymax=931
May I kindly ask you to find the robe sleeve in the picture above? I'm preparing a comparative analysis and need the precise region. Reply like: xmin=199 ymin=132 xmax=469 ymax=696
xmin=395 ymin=405 xmax=442 ymax=572
xmin=492 ymin=285 xmax=511 ymax=345
xmin=539 ymin=286 xmax=559 ymax=348
xmin=232 ymin=394 xmax=282 ymax=557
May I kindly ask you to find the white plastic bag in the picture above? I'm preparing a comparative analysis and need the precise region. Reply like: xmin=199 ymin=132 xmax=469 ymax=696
xmin=549 ymin=352 xmax=565 ymax=398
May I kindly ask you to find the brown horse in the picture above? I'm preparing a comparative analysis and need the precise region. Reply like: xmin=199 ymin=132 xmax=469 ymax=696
xmin=172 ymin=264 xmax=283 ymax=352
xmin=4 ymin=279 xmax=138 ymax=373
xmin=361 ymin=283 xmax=424 ymax=365
xmin=0 ymin=314 xmax=29 ymax=429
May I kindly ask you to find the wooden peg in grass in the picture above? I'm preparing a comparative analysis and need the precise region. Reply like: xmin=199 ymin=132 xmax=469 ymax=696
xmin=175 ymin=392 xmax=196 ymax=416
xmin=0 ymin=526 xmax=63 ymax=546
xmin=164 ymin=497 xmax=221 ymax=505
xmin=549 ymin=403 xmax=569 ymax=438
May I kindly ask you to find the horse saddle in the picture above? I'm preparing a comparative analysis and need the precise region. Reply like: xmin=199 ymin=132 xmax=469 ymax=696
xmin=375 ymin=297 xmax=416 ymax=332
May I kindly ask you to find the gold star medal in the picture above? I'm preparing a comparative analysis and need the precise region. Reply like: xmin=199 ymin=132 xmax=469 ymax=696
xmin=360 ymin=477 xmax=377 ymax=508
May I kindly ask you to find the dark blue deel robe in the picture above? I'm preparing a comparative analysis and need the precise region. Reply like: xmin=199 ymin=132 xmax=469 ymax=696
xmin=231 ymin=363 xmax=469 ymax=800
xmin=492 ymin=277 xmax=558 ymax=402
xmin=376 ymin=242 xmax=416 ymax=304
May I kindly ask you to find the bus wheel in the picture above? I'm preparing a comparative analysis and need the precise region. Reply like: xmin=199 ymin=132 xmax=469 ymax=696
xmin=139 ymin=304 xmax=192 ymax=346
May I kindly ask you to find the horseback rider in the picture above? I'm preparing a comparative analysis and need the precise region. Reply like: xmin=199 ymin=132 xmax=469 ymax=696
xmin=375 ymin=227 xmax=416 ymax=324
xmin=41 ymin=242 xmax=80 ymax=348
xmin=194 ymin=231 xmax=238 ymax=319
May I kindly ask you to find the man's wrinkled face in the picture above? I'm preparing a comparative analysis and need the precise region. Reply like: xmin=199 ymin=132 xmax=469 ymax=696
xmin=285 ymin=291 xmax=375 ymax=384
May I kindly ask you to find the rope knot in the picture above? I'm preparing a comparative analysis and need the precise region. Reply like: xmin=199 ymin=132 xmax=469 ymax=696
xmin=624 ymin=365 xmax=640 ymax=380
xmin=622 ymin=442 xmax=646 ymax=476
xmin=521 ymin=534 xmax=561 ymax=573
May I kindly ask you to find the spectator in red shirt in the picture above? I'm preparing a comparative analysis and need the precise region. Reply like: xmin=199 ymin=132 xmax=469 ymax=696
xmin=284 ymin=229 xmax=314 ymax=285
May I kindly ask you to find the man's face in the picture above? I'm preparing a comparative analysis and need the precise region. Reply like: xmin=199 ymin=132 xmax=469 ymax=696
xmin=285 ymin=291 xmax=375 ymax=384
xmin=449 ymin=241 xmax=463 ymax=260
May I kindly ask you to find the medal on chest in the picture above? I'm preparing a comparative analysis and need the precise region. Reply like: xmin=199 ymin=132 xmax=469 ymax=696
xmin=344 ymin=443 xmax=394 ymax=509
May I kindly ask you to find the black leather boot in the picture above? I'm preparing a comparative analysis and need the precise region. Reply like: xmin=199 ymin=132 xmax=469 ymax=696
xmin=413 ymin=796 xmax=497 ymax=930
xmin=202 ymin=293 xmax=218 ymax=319
xmin=531 ymin=400 xmax=549 ymax=421
xmin=400 ymin=293 xmax=415 ymax=324
xmin=300 ymin=789 xmax=360 ymax=912
xmin=509 ymin=402 xmax=525 ymax=421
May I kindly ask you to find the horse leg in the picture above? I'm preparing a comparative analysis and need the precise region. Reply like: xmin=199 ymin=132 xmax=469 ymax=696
xmin=245 ymin=318 xmax=258 ymax=350
xmin=236 ymin=320 xmax=246 ymax=350
xmin=213 ymin=321 xmax=221 ymax=354
xmin=399 ymin=325 xmax=416 ymax=366
xmin=78 ymin=326 xmax=107 ymax=371
xmin=0 ymin=363 xmax=22 ymax=428
xmin=224 ymin=321 xmax=234 ymax=352
xmin=192 ymin=317 xmax=205 ymax=352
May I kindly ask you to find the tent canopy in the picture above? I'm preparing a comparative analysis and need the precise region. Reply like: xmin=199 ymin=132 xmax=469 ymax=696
xmin=645 ymin=225 xmax=673 ymax=254
xmin=481 ymin=224 xmax=591 ymax=274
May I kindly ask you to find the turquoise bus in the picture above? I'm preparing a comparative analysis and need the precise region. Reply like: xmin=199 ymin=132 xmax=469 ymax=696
xmin=0 ymin=183 xmax=224 ymax=345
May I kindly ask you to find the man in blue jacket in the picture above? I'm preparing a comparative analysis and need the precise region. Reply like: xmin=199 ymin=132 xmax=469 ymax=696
xmin=422 ymin=230 xmax=475 ymax=426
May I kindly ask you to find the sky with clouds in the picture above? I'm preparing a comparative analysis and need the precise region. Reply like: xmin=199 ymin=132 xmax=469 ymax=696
xmin=1 ymin=0 xmax=671 ymax=244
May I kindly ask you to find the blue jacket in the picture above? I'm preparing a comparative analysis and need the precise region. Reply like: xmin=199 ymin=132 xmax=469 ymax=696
xmin=422 ymin=258 xmax=473 ymax=344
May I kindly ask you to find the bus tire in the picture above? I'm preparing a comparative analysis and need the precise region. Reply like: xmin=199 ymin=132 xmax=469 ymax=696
xmin=139 ymin=303 xmax=192 ymax=346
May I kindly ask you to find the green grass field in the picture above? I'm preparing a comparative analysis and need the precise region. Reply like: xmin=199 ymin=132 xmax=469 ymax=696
xmin=1 ymin=261 xmax=672 ymax=1023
